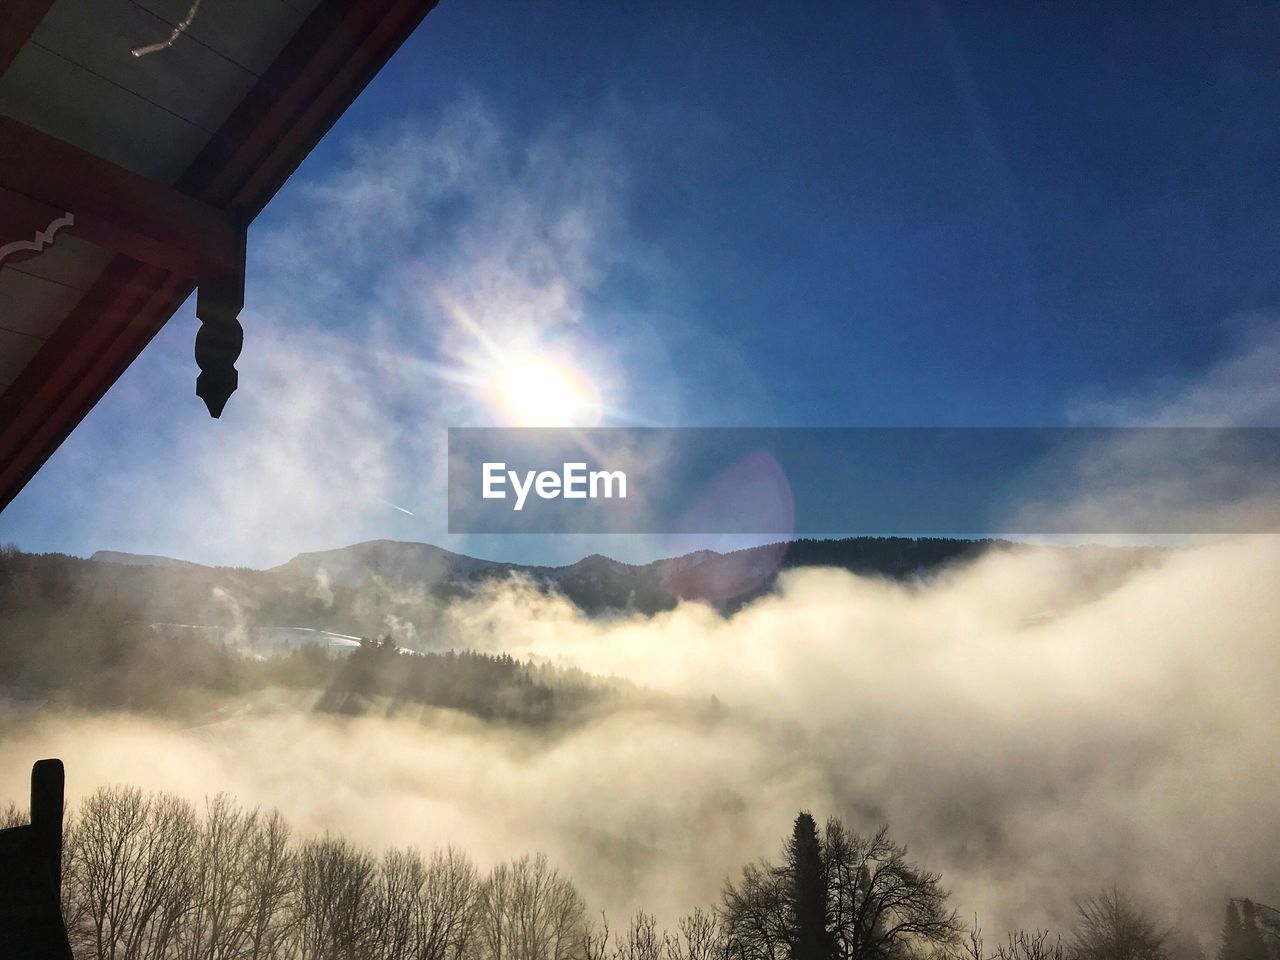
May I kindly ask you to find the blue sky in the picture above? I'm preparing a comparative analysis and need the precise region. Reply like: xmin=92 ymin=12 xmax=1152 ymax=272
xmin=3 ymin=0 xmax=1279 ymax=566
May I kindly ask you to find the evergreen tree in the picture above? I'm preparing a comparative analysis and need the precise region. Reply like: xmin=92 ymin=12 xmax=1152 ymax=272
xmin=1221 ymin=902 xmax=1243 ymax=960
xmin=787 ymin=812 xmax=831 ymax=960
xmin=1239 ymin=901 xmax=1269 ymax=960
xmin=695 ymin=817 xmax=961 ymax=960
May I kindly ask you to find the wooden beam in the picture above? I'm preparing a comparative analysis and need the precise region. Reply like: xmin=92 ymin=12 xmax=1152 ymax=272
xmin=0 ymin=116 xmax=240 ymax=279
xmin=0 ymin=0 xmax=55 ymax=74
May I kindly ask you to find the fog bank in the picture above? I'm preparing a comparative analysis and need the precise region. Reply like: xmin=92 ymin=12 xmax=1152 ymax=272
xmin=3 ymin=535 xmax=1277 ymax=944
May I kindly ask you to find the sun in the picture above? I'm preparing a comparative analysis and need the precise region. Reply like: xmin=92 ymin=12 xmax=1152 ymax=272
xmin=493 ymin=358 xmax=602 ymax=426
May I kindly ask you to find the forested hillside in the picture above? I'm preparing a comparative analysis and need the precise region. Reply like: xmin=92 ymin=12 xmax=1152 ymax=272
xmin=3 ymin=537 xmax=1036 ymax=648
xmin=0 ymin=545 xmax=616 ymax=726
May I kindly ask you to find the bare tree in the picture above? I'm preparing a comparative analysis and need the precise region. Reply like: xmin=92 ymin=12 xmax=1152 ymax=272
xmin=61 ymin=807 xmax=93 ymax=956
xmin=722 ymin=860 xmax=793 ymax=960
xmin=377 ymin=848 xmax=427 ymax=960
xmin=668 ymin=909 xmax=720 ymax=960
xmin=178 ymin=794 xmax=260 ymax=960
xmin=375 ymin=846 xmax=479 ymax=960
xmin=295 ymin=834 xmax=379 ymax=960
xmin=962 ymin=922 xmax=1066 ymax=960
xmin=583 ymin=913 xmax=613 ymax=960
xmin=824 ymin=822 xmax=960 ymax=960
xmin=722 ymin=818 xmax=960 ymax=960
xmin=615 ymin=911 xmax=666 ymax=960
xmin=1069 ymin=889 xmax=1166 ymax=960
xmin=958 ymin=918 xmax=991 ymax=960
xmin=476 ymin=853 xmax=586 ymax=960
xmin=243 ymin=809 xmax=297 ymax=960
xmin=998 ymin=930 xmax=1067 ymax=960
xmin=579 ymin=908 xmax=720 ymax=960
xmin=70 ymin=786 xmax=199 ymax=960
xmin=0 ymin=800 xmax=23 ymax=828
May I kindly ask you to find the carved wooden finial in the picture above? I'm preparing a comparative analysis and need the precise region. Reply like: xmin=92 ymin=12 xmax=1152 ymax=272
xmin=194 ymin=309 xmax=243 ymax=417
xmin=195 ymin=220 xmax=247 ymax=418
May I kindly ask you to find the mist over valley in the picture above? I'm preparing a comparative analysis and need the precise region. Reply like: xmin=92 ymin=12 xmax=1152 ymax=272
xmin=1 ymin=534 xmax=1275 ymax=959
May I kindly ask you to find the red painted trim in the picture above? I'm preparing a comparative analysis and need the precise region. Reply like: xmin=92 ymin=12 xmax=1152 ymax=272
xmin=0 ymin=0 xmax=55 ymax=74
xmin=0 ymin=0 xmax=439 ymax=509
xmin=0 ymin=117 xmax=239 ymax=278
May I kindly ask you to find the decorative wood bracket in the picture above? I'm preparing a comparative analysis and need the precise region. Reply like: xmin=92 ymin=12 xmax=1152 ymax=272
xmin=194 ymin=219 xmax=246 ymax=418
xmin=0 ymin=192 xmax=73 ymax=267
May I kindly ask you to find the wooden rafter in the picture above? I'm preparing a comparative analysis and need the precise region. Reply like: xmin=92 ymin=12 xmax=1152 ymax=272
xmin=0 ymin=116 xmax=240 ymax=279
xmin=0 ymin=0 xmax=55 ymax=75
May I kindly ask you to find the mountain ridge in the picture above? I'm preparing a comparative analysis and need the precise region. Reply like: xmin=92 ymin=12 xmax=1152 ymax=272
xmin=65 ymin=535 xmax=1165 ymax=646
xmin=87 ymin=536 xmax=1007 ymax=621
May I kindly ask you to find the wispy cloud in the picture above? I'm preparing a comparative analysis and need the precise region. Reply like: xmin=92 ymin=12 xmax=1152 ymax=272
xmin=67 ymin=102 xmax=634 ymax=567
xmin=1067 ymin=316 xmax=1280 ymax=427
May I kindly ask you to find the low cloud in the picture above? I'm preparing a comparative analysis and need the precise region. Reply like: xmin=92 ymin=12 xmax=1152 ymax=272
xmin=4 ymin=534 xmax=1278 ymax=945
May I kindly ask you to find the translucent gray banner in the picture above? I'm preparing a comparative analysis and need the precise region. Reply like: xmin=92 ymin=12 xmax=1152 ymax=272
xmin=447 ymin=428 xmax=1280 ymax=534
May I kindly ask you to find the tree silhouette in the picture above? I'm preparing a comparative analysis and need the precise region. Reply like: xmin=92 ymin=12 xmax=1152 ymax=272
xmin=1237 ymin=902 xmax=1269 ymax=960
xmin=788 ymin=813 xmax=831 ymax=960
xmin=723 ymin=816 xmax=959 ymax=960
xmin=475 ymin=853 xmax=585 ymax=960
xmin=1070 ymin=888 xmax=1166 ymax=960
xmin=1221 ymin=902 xmax=1244 ymax=960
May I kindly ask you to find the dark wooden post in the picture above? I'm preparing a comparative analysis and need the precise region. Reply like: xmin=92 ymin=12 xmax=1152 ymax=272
xmin=29 ymin=758 xmax=63 ymax=895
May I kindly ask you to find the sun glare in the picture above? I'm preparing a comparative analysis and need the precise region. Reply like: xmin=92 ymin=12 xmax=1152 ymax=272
xmin=494 ymin=358 xmax=602 ymax=426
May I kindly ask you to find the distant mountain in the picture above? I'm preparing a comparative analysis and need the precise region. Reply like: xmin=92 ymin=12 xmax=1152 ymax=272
xmin=88 ymin=550 xmax=207 ymax=569
xmin=272 ymin=540 xmax=508 ymax=588
xmin=267 ymin=536 xmax=1003 ymax=614
xmin=81 ymin=536 xmax=1038 ymax=638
